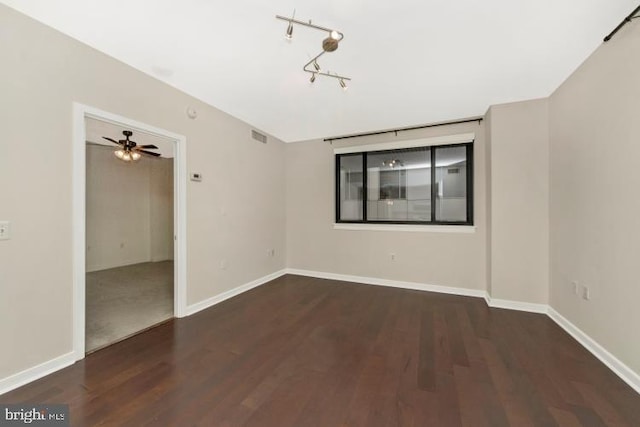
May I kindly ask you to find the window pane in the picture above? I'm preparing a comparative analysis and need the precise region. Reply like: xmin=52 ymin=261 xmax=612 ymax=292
xmin=435 ymin=146 xmax=467 ymax=222
xmin=338 ymin=154 xmax=363 ymax=221
xmin=367 ymin=147 xmax=431 ymax=221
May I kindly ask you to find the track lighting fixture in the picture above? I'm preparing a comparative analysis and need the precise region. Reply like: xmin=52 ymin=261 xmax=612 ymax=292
xmin=276 ymin=12 xmax=351 ymax=89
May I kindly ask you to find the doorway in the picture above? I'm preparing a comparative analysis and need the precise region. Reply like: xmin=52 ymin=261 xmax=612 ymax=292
xmin=85 ymin=118 xmax=175 ymax=352
xmin=72 ymin=104 xmax=187 ymax=360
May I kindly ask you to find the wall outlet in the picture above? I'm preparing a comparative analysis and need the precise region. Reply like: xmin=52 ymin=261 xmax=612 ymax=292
xmin=267 ymin=249 xmax=275 ymax=257
xmin=220 ymin=260 xmax=228 ymax=270
xmin=571 ymin=281 xmax=579 ymax=295
xmin=0 ymin=221 xmax=10 ymax=240
xmin=581 ymin=285 xmax=590 ymax=301
xmin=390 ymin=253 xmax=396 ymax=261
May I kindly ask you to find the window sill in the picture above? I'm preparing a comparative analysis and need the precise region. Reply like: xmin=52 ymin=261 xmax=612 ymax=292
xmin=333 ymin=223 xmax=476 ymax=233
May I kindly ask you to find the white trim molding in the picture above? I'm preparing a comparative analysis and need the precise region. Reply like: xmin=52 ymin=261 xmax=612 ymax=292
xmin=286 ymin=269 xmax=486 ymax=298
xmin=548 ymin=307 xmax=640 ymax=395
xmin=333 ymin=133 xmax=475 ymax=154
xmin=185 ymin=270 xmax=287 ymax=316
xmin=0 ymin=352 xmax=75 ymax=396
xmin=333 ymin=223 xmax=476 ymax=233
xmin=484 ymin=294 xmax=548 ymax=314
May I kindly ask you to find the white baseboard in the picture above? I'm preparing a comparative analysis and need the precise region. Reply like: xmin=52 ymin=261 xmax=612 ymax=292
xmin=548 ymin=307 xmax=640 ymax=395
xmin=3 ymin=270 xmax=638 ymax=398
xmin=484 ymin=294 xmax=548 ymax=314
xmin=287 ymin=268 xmax=639 ymax=395
xmin=185 ymin=269 xmax=287 ymax=316
xmin=0 ymin=352 xmax=75 ymax=396
xmin=285 ymin=268 xmax=486 ymax=298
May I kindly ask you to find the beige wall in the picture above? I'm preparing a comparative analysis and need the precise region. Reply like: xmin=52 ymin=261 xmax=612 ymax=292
xmin=484 ymin=109 xmax=493 ymax=296
xmin=3 ymin=1 xmax=639 ymax=391
xmin=0 ymin=5 xmax=285 ymax=380
xmin=86 ymin=144 xmax=174 ymax=272
xmin=549 ymin=22 xmax=640 ymax=373
xmin=149 ymin=154 xmax=174 ymax=262
xmin=286 ymin=122 xmax=488 ymax=290
xmin=487 ymin=99 xmax=549 ymax=304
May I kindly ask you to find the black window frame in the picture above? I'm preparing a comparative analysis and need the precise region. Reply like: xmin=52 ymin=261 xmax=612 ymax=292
xmin=335 ymin=142 xmax=474 ymax=226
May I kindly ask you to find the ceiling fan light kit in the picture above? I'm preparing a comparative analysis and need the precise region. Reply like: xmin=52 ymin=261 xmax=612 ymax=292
xmin=276 ymin=12 xmax=351 ymax=90
xmin=102 ymin=130 xmax=161 ymax=163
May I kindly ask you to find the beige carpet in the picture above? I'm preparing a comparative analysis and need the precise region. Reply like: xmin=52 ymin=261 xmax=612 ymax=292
xmin=85 ymin=261 xmax=174 ymax=353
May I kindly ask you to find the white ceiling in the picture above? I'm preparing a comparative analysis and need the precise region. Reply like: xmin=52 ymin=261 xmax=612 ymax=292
xmin=86 ymin=117 xmax=175 ymax=158
xmin=3 ymin=0 xmax=635 ymax=142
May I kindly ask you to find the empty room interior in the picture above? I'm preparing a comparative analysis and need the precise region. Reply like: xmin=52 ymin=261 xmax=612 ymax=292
xmin=1 ymin=1 xmax=639 ymax=426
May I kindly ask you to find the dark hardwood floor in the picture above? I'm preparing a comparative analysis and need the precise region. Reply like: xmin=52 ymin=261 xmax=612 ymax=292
xmin=2 ymin=275 xmax=639 ymax=426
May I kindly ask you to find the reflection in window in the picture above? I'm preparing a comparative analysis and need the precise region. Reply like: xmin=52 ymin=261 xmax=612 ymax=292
xmin=366 ymin=147 xmax=430 ymax=221
xmin=338 ymin=154 xmax=363 ymax=221
xmin=435 ymin=146 xmax=468 ymax=222
xmin=336 ymin=142 xmax=472 ymax=225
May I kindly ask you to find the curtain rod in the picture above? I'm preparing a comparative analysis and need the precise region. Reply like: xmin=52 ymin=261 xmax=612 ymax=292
xmin=324 ymin=117 xmax=483 ymax=142
xmin=604 ymin=5 xmax=640 ymax=42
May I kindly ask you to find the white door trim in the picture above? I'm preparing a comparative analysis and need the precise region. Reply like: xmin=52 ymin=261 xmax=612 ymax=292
xmin=72 ymin=103 xmax=188 ymax=361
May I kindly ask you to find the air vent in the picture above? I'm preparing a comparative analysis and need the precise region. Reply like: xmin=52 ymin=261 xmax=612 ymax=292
xmin=251 ymin=130 xmax=267 ymax=144
xmin=448 ymin=168 xmax=459 ymax=174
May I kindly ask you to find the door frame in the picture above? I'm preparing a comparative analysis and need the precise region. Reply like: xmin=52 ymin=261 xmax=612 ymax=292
xmin=72 ymin=102 xmax=188 ymax=361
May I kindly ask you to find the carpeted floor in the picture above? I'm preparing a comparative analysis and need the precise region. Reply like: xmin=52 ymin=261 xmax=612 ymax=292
xmin=85 ymin=261 xmax=174 ymax=353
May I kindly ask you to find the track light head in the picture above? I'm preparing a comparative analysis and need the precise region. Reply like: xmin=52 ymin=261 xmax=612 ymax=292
xmin=339 ymin=79 xmax=348 ymax=90
xmin=310 ymin=73 xmax=316 ymax=83
xmin=313 ymin=60 xmax=321 ymax=71
xmin=330 ymin=30 xmax=341 ymax=40
xmin=285 ymin=21 xmax=294 ymax=39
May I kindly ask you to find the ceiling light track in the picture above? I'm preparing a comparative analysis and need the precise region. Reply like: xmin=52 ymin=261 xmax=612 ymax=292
xmin=603 ymin=4 xmax=640 ymax=42
xmin=276 ymin=13 xmax=351 ymax=88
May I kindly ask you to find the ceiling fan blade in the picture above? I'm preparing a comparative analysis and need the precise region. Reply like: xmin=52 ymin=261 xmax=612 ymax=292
xmin=138 ymin=150 xmax=161 ymax=157
xmin=136 ymin=144 xmax=159 ymax=149
xmin=102 ymin=136 xmax=123 ymax=145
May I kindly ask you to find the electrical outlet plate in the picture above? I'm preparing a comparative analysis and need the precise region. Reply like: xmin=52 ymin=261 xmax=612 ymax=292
xmin=0 ymin=221 xmax=10 ymax=240
xmin=582 ymin=286 xmax=590 ymax=301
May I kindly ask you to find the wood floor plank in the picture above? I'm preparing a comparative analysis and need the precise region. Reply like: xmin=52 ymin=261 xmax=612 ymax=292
xmin=1 ymin=274 xmax=639 ymax=426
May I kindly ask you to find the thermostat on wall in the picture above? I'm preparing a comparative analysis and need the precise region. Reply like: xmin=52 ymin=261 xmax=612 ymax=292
xmin=191 ymin=173 xmax=202 ymax=182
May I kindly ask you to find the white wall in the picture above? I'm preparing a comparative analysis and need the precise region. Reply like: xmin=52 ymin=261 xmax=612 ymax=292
xmin=549 ymin=21 xmax=640 ymax=374
xmin=85 ymin=144 xmax=173 ymax=272
xmin=286 ymin=122 xmax=488 ymax=291
xmin=486 ymin=99 xmax=550 ymax=304
xmin=0 ymin=5 xmax=285 ymax=381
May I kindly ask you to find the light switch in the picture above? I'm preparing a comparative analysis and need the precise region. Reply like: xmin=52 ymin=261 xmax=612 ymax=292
xmin=0 ymin=221 xmax=10 ymax=240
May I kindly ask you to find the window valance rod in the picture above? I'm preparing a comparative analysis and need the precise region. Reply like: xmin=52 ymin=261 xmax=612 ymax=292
xmin=324 ymin=117 xmax=483 ymax=143
xmin=604 ymin=5 xmax=640 ymax=42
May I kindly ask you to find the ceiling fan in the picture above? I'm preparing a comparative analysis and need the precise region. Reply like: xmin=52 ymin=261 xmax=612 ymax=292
xmin=102 ymin=130 xmax=160 ymax=162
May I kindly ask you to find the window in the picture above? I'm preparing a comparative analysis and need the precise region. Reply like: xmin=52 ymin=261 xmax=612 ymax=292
xmin=336 ymin=142 xmax=473 ymax=225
